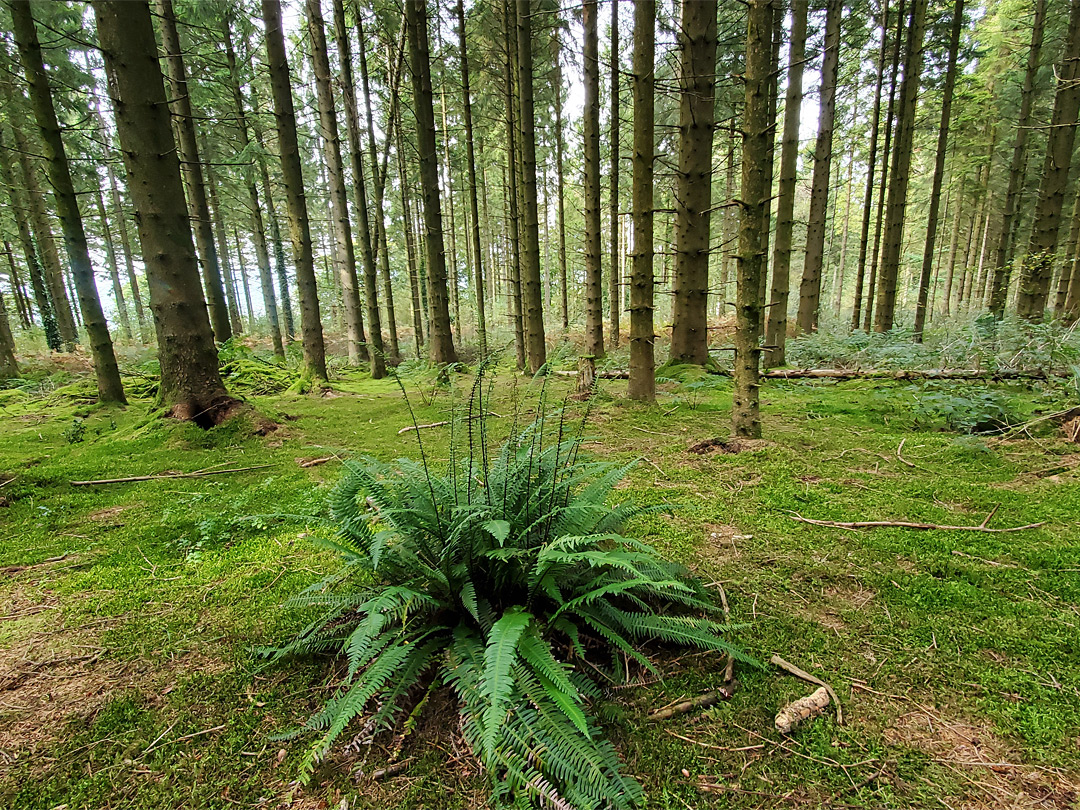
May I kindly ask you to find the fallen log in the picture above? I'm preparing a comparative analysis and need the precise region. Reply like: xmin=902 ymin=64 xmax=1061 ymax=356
xmin=787 ymin=511 xmax=1044 ymax=534
xmin=71 ymin=465 xmax=274 ymax=486
xmin=552 ymin=367 xmax=1068 ymax=381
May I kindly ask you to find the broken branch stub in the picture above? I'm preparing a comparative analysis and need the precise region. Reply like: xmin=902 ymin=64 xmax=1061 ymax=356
xmin=774 ymin=686 xmax=831 ymax=733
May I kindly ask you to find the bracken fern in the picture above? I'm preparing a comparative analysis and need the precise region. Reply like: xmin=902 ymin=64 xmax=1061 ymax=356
xmin=264 ymin=364 xmax=750 ymax=808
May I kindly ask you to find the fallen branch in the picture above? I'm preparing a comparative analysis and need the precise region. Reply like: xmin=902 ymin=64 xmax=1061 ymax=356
xmin=397 ymin=412 xmax=502 ymax=435
xmin=370 ymin=757 xmax=414 ymax=781
xmin=70 ymin=465 xmax=274 ymax=486
xmin=649 ymin=684 xmax=737 ymax=721
xmin=553 ymin=367 xmax=1070 ymax=381
xmin=774 ymin=686 xmax=831 ymax=733
xmin=770 ymin=654 xmax=844 ymax=726
xmin=787 ymin=511 xmax=1044 ymax=534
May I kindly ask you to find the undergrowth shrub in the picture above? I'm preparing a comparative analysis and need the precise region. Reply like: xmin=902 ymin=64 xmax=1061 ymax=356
xmin=264 ymin=369 xmax=748 ymax=808
xmin=873 ymin=382 xmax=1024 ymax=434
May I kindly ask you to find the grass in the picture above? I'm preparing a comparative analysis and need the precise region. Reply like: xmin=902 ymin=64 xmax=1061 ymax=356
xmin=1 ymin=359 xmax=1078 ymax=809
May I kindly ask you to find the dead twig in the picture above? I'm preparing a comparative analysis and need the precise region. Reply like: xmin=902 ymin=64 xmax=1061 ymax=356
xmin=71 ymin=465 xmax=274 ymax=486
xmin=397 ymin=412 xmax=502 ymax=435
xmin=371 ymin=757 xmax=414 ymax=781
xmin=649 ymin=682 xmax=738 ymax=721
xmin=787 ymin=511 xmax=1044 ymax=534
xmin=769 ymin=654 xmax=844 ymax=726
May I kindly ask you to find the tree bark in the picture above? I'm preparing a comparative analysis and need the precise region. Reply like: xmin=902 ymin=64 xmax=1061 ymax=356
xmin=262 ymin=0 xmax=327 ymax=380
xmin=94 ymin=0 xmax=234 ymax=421
xmin=1056 ymin=184 xmax=1080 ymax=316
xmin=404 ymin=0 xmax=458 ymax=364
xmin=4 ymin=241 xmax=33 ymax=331
xmin=765 ymin=0 xmax=808 ymax=367
xmin=553 ymin=35 xmax=569 ymax=333
xmin=222 ymin=20 xmax=284 ymax=358
xmin=628 ymin=0 xmax=655 ymax=402
xmin=394 ymin=112 xmax=425 ymax=356
xmin=608 ymin=0 xmax=621 ymax=349
xmin=92 ymin=181 xmax=132 ymax=340
xmin=583 ymin=0 xmax=605 ymax=359
xmin=989 ymin=0 xmax=1047 ymax=318
xmin=0 ymin=278 xmax=18 ymax=378
xmin=11 ymin=0 xmax=124 ymax=402
xmin=669 ymin=0 xmax=718 ymax=365
xmin=153 ymin=0 xmax=231 ymax=344
xmin=851 ymin=0 xmax=890 ymax=330
xmin=201 ymin=134 xmax=243 ymax=336
xmin=334 ymin=2 xmax=385 ymax=377
xmin=796 ymin=0 xmax=841 ymax=333
xmin=515 ymin=0 xmax=547 ymax=373
xmin=874 ymin=0 xmax=929 ymax=332
xmin=104 ymin=158 xmax=147 ymax=341
xmin=501 ymin=2 xmax=526 ymax=368
xmin=0 ymin=122 xmax=59 ymax=349
xmin=913 ymin=0 xmax=964 ymax=340
xmin=733 ymin=0 xmax=773 ymax=439
xmin=456 ymin=0 xmax=486 ymax=356
xmin=1016 ymin=0 xmax=1080 ymax=321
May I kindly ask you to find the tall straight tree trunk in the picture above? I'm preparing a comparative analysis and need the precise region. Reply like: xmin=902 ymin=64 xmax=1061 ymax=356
xmin=261 ymin=0 xmax=327 ymax=380
xmin=1064 ymin=206 xmax=1080 ymax=321
xmin=796 ymin=0 xmax=841 ymax=333
xmin=722 ymin=128 xmax=737 ymax=307
xmin=5 ymin=113 xmax=76 ymax=349
xmin=851 ymin=0 xmax=890 ymax=330
xmin=874 ymin=0 xmax=929 ymax=331
xmin=223 ymin=21 xmax=283 ymax=358
xmin=913 ymin=0 xmax=964 ymax=340
xmin=669 ymin=0 xmax=718 ymax=365
xmin=759 ymin=0 xmax=782 ymax=316
xmin=154 ymin=0 xmax=231 ymax=344
xmin=1017 ymin=0 xmax=1080 ymax=320
xmin=864 ymin=0 xmax=907 ymax=331
xmin=941 ymin=177 xmax=965 ymax=315
xmin=250 ymin=87 xmax=295 ymax=342
xmin=734 ymin=0 xmax=773 ymax=439
xmin=359 ymin=16 xmax=403 ymax=363
xmin=1055 ymin=185 xmax=1080 ymax=315
xmin=405 ymin=0 xmax=458 ymax=364
xmin=765 ymin=0 xmax=808 ymax=367
xmin=105 ymin=161 xmax=147 ymax=340
xmin=628 ymin=0 xmax=655 ymax=402
xmin=232 ymin=230 xmax=255 ymax=328
xmin=92 ymin=182 xmax=132 ymax=340
xmin=515 ymin=0 xmax=547 ymax=373
xmin=553 ymin=37 xmax=569 ymax=333
xmin=395 ymin=118 xmax=425 ymax=357
xmin=94 ymin=0 xmax=236 ymax=421
xmin=990 ymin=0 xmax=1047 ymax=317
xmin=502 ymin=3 xmax=526 ymax=368
xmin=0 ymin=123 xmax=59 ymax=349
xmin=4 ymin=243 xmax=33 ymax=331
xmin=0 ymin=278 xmax=18 ymax=377
xmin=583 ymin=0 xmax=605 ymax=358
xmin=11 ymin=0 xmax=124 ymax=402
xmin=456 ymin=0 xmax=487 ymax=356
xmin=202 ymin=135 xmax=243 ymax=335
xmin=307 ymin=0 xmax=366 ymax=365
xmin=834 ymin=143 xmax=856 ymax=315
xmin=608 ymin=0 xmax=621 ymax=348
xmin=334 ymin=2 xmax=385 ymax=377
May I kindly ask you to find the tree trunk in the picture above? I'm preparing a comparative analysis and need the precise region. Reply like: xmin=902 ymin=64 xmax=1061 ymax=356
xmin=913 ymin=0 xmax=964 ymax=340
xmin=553 ymin=35 xmax=569 ymax=333
xmin=851 ymin=0 xmax=890 ymax=330
xmin=941 ymin=177 xmax=965 ymax=316
xmin=1016 ymin=0 xmax=1080 ymax=321
xmin=395 ymin=114 xmax=425 ymax=357
xmin=250 ymin=86 xmax=295 ymax=343
xmin=989 ymin=0 xmax=1047 ymax=318
xmin=608 ymin=0 xmax=621 ymax=349
xmin=515 ymin=0 xmax=547 ymax=373
xmin=669 ymin=0 xmax=718 ymax=365
xmin=628 ymin=0 xmax=655 ymax=402
xmin=0 ymin=122 xmax=59 ymax=349
xmin=1055 ymin=184 xmax=1080 ymax=316
xmin=5 ymin=112 xmax=76 ymax=349
xmin=222 ymin=21 xmax=284 ymax=358
xmin=262 ymin=0 xmax=327 ymax=379
xmin=501 ymin=3 xmax=526 ymax=368
xmin=232 ymin=230 xmax=256 ymax=330
xmin=94 ymin=0 xmax=236 ymax=421
xmin=359 ymin=16 xmax=405 ymax=364
xmin=455 ymin=0 xmax=487 ymax=356
xmin=404 ymin=0 xmax=458 ymax=364
xmin=306 ymin=0 xmax=366 ymax=366
xmin=874 ymin=0 xmax=928 ymax=332
xmin=105 ymin=160 xmax=148 ymax=340
xmin=92 ymin=182 xmax=132 ymax=340
xmin=796 ymin=0 xmax=841 ymax=333
xmin=11 ymin=0 xmax=124 ymax=402
xmin=201 ymin=134 xmax=243 ymax=336
xmin=759 ymin=0 xmax=782 ymax=317
xmin=4 ymin=242 xmax=33 ymax=331
xmin=734 ymin=0 xmax=773 ymax=438
xmin=834 ymin=143 xmax=856 ymax=316
xmin=583 ymin=0 xmax=605 ymax=359
xmin=0 ymin=279 xmax=18 ymax=378
xmin=765 ymin=0 xmax=808 ymax=367
xmin=334 ymin=3 xmax=385 ymax=377
xmin=864 ymin=0 xmax=907 ymax=331
xmin=153 ymin=0 xmax=231 ymax=344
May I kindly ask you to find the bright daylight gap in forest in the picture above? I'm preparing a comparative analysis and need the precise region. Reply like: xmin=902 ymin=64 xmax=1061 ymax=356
xmin=0 ymin=0 xmax=1078 ymax=808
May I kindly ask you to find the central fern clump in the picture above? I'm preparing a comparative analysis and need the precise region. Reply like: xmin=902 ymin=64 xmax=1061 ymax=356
xmin=268 ymin=375 xmax=748 ymax=808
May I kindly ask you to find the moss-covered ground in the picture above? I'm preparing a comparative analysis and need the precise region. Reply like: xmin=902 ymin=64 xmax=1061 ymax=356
xmin=1 ymin=362 xmax=1078 ymax=809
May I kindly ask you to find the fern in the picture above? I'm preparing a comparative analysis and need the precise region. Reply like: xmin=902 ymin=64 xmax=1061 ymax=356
xmin=267 ymin=366 xmax=753 ymax=807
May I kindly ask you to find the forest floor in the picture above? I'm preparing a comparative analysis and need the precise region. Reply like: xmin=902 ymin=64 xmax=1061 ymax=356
xmin=0 ymin=358 xmax=1078 ymax=809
